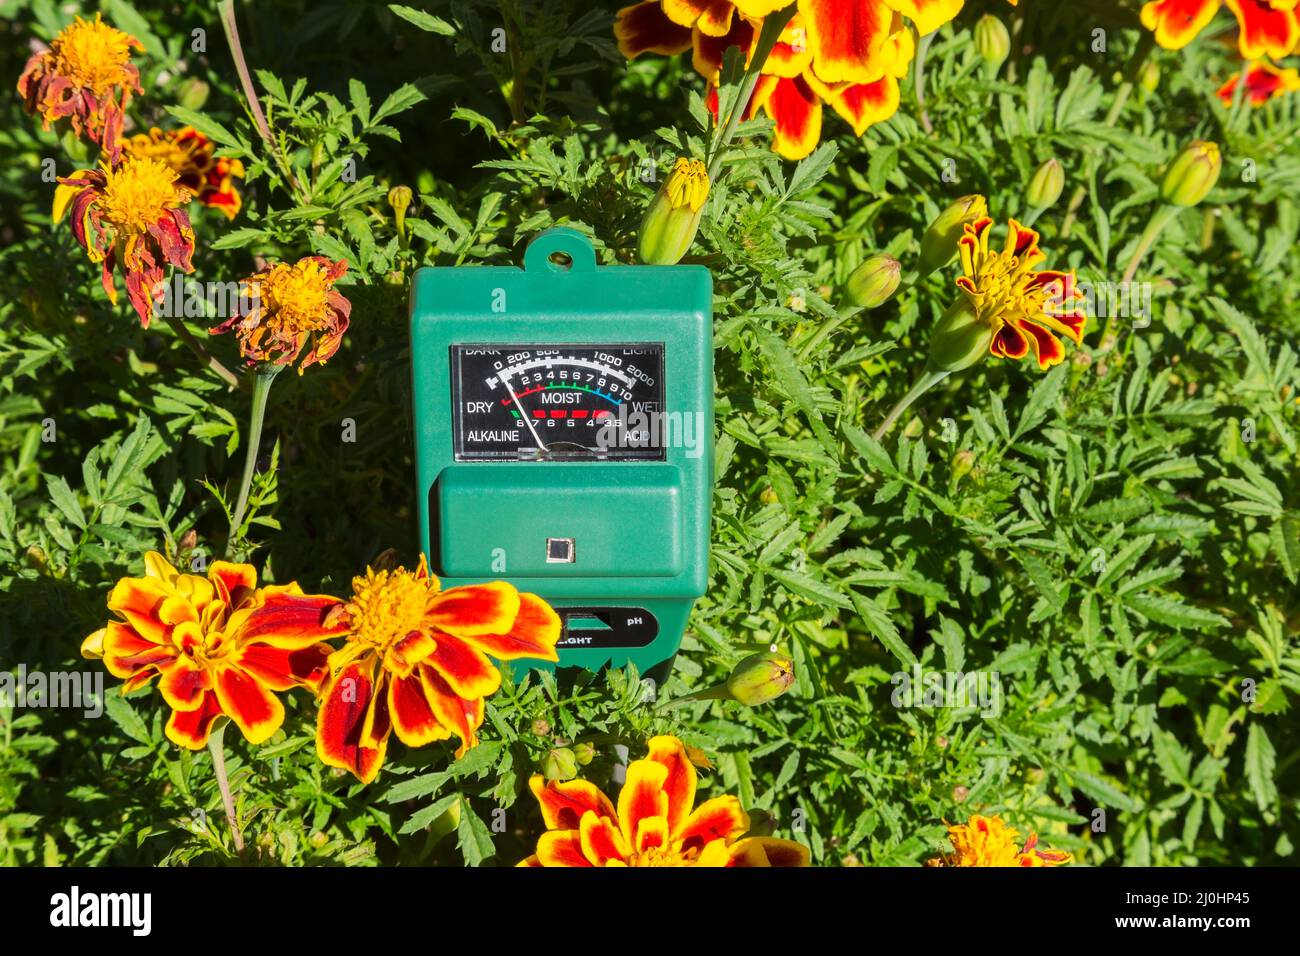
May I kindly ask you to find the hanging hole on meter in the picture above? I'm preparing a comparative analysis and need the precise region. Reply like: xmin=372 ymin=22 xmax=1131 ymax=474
xmin=548 ymin=251 xmax=573 ymax=270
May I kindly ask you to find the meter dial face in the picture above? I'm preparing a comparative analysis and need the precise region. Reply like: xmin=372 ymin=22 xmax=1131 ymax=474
xmin=451 ymin=344 xmax=665 ymax=461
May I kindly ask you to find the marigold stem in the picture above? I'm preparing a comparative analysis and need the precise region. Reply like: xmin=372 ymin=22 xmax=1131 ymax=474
xmin=914 ymin=29 xmax=934 ymax=135
xmin=218 ymin=0 xmax=306 ymax=202
xmin=873 ymin=367 xmax=949 ymax=440
xmin=1101 ymin=203 xmax=1178 ymax=351
xmin=1227 ymin=61 xmax=1250 ymax=132
xmin=161 ymin=313 xmax=241 ymax=389
xmin=1059 ymin=31 xmax=1154 ymax=239
xmin=208 ymin=721 xmax=245 ymax=854
xmin=705 ymin=6 xmax=797 ymax=183
xmin=228 ymin=364 xmax=280 ymax=553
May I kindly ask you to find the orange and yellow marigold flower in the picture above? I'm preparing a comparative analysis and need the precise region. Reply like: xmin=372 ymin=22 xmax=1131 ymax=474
xmin=314 ymin=556 xmax=560 ymax=784
xmin=124 ymin=126 xmax=246 ymax=220
xmin=954 ymin=217 xmax=1086 ymax=369
xmin=616 ymin=0 xmax=955 ymax=160
xmin=1217 ymin=59 xmax=1300 ymax=103
xmin=520 ymin=735 xmax=811 ymax=867
xmin=81 ymin=552 xmax=345 ymax=750
xmin=209 ymin=257 xmax=352 ymax=372
xmin=17 ymin=13 xmax=142 ymax=157
xmin=53 ymin=156 xmax=196 ymax=328
xmin=928 ymin=813 xmax=1072 ymax=867
xmin=1140 ymin=0 xmax=1300 ymax=59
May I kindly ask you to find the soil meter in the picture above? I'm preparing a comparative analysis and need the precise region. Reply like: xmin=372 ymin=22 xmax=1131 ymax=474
xmin=409 ymin=228 xmax=713 ymax=681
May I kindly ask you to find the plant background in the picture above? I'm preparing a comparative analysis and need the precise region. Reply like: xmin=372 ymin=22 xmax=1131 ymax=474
xmin=1 ymin=0 xmax=1297 ymax=865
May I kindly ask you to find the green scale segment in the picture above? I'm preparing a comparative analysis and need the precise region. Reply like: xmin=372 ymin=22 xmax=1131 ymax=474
xmin=409 ymin=228 xmax=713 ymax=679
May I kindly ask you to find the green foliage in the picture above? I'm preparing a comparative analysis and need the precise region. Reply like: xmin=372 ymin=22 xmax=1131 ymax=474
xmin=0 ymin=0 xmax=1296 ymax=867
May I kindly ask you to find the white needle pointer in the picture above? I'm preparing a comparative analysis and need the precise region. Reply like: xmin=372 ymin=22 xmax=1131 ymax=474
xmin=502 ymin=374 xmax=548 ymax=454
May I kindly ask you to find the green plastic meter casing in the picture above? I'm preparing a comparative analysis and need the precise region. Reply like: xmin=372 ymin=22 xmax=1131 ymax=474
xmin=409 ymin=228 xmax=712 ymax=680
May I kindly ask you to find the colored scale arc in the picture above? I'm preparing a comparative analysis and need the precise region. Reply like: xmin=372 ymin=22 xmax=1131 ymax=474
xmin=505 ymin=381 xmax=623 ymax=419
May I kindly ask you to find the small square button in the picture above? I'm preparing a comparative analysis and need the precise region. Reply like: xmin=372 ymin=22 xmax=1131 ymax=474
xmin=546 ymin=537 xmax=575 ymax=563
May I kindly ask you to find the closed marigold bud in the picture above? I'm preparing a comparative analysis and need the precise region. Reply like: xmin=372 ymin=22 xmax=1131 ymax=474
xmin=918 ymin=194 xmax=988 ymax=277
xmin=176 ymin=78 xmax=210 ymax=111
xmin=1161 ymin=141 xmax=1221 ymax=207
xmin=531 ymin=717 xmax=551 ymax=736
xmin=927 ymin=298 xmax=994 ymax=373
xmin=951 ymin=449 xmax=975 ymax=481
xmin=846 ymin=254 xmax=902 ymax=308
xmin=573 ymin=742 xmax=595 ymax=765
xmin=388 ymin=185 xmax=413 ymax=239
xmin=974 ymin=15 xmax=1011 ymax=71
xmin=1026 ymin=158 xmax=1064 ymax=210
xmin=543 ymin=747 xmax=577 ymax=781
xmin=638 ymin=157 xmax=709 ymax=265
xmin=725 ymin=651 xmax=796 ymax=706
xmin=1139 ymin=60 xmax=1160 ymax=95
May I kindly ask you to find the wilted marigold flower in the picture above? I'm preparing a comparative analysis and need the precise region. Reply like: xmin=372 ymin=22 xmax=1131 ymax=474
xmin=124 ymin=126 xmax=246 ymax=220
xmin=928 ymin=814 xmax=1072 ymax=867
xmin=210 ymin=257 xmax=352 ymax=372
xmin=17 ymin=13 xmax=142 ymax=156
xmin=315 ymin=556 xmax=561 ymax=784
xmin=947 ymin=217 xmax=1086 ymax=370
xmin=520 ymin=735 xmax=810 ymax=867
xmin=53 ymin=156 xmax=196 ymax=327
xmin=1217 ymin=60 xmax=1300 ymax=105
xmin=81 ymin=552 xmax=345 ymax=749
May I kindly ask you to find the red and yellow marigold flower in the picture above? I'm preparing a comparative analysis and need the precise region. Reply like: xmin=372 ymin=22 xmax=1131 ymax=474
xmin=519 ymin=735 xmax=811 ymax=867
xmin=954 ymin=217 xmax=1086 ymax=369
xmin=53 ymin=156 xmax=196 ymax=328
xmin=124 ymin=126 xmax=246 ymax=220
xmin=81 ymin=552 xmax=345 ymax=750
xmin=315 ymin=556 xmax=561 ymax=784
xmin=616 ymin=0 xmax=956 ymax=160
xmin=927 ymin=813 xmax=1072 ymax=867
xmin=1217 ymin=58 xmax=1300 ymax=103
xmin=209 ymin=257 xmax=352 ymax=372
xmin=1140 ymin=0 xmax=1300 ymax=59
xmin=17 ymin=13 xmax=142 ymax=157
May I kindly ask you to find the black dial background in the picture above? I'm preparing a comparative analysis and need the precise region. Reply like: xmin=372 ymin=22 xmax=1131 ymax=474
xmin=451 ymin=344 xmax=665 ymax=460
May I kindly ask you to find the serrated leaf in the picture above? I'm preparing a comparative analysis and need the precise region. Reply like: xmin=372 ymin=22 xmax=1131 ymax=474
xmin=1072 ymin=769 xmax=1143 ymax=812
xmin=850 ymin=591 xmax=916 ymax=668
xmin=387 ymin=4 xmax=455 ymax=35
xmin=1244 ymin=723 xmax=1277 ymax=813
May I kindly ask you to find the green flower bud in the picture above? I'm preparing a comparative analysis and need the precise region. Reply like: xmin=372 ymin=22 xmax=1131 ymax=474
xmin=846 ymin=254 xmax=902 ymax=309
xmin=1026 ymin=158 xmax=1064 ymax=210
xmin=542 ymin=747 xmax=577 ymax=781
xmin=1160 ymin=141 xmax=1221 ymax=208
xmin=974 ymin=15 xmax=1011 ymax=72
xmin=918 ymin=194 xmax=988 ymax=278
xmin=388 ymin=185 xmax=413 ymax=240
xmin=1139 ymin=60 xmax=1160 ymax=95
xmin=176 ymin=78 xmax=210 ymax=112
xmin=951 ymin=449 xmax=975 ymax=482
xmin=926 ymin=298 xmax=993 ymax=373
xmin=573 ymin=742 xmax=595 ymax=766
xmin=724 ymin=651 xmax=795 ymax=706
xmin=638 ymin=157 xmax=709 ymax=265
